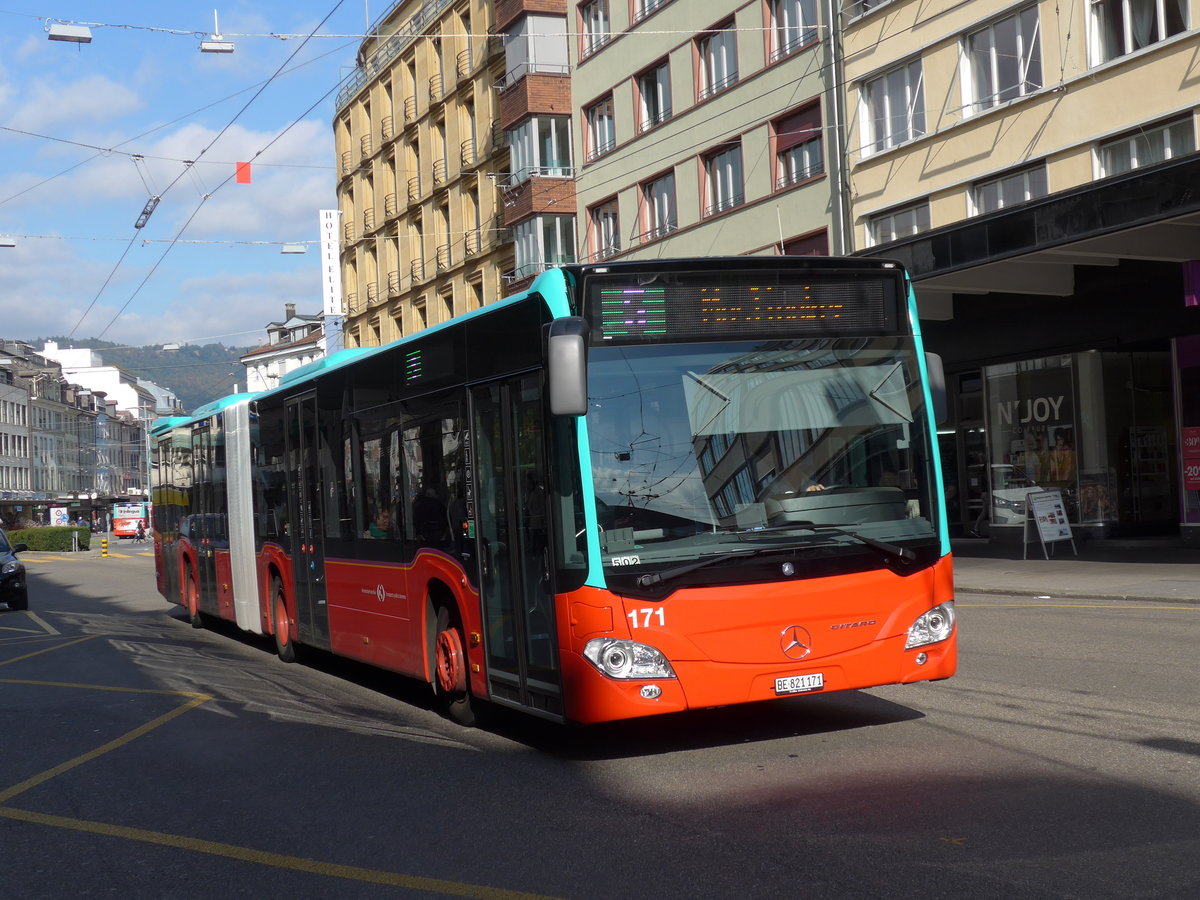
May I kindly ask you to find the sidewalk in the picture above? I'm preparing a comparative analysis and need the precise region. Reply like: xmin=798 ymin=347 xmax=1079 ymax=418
xmin=952 ymin=537 xmax=1200 ymax=603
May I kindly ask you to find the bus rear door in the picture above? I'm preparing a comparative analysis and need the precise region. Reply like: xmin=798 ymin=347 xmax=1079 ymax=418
xmin=471 ymin=374 xmax=563 ymax=719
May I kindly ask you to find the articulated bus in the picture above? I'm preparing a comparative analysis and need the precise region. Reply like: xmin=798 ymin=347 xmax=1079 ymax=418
xmin=151 ymin=257 xmax=956 ymax=726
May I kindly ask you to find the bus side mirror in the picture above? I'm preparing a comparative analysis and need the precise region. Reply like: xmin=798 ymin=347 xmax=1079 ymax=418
xmin=925 ymin=352 xmax=948 ymax=425
xmin=547 ymin=317 xmax=589 ymax=417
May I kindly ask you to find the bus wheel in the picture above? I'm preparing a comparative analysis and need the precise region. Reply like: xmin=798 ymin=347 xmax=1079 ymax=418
xmin=434 ymin=606 xmax=475 ymax=726
xmin=185 ymin=570 xmax=203 ymax=629
xmin=271 ymin=579 xmax=297 ymax=664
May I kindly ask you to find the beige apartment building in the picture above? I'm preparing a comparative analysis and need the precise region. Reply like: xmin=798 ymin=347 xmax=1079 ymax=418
xmin=843 ymin=0 xmax=1200 ymax=543
xmin=569 ymin=0 xmax=847 ymax=262
xmin=334 ymin=0 xmax=512 ymax=348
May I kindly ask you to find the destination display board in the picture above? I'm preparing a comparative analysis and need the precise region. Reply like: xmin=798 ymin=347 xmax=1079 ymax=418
xmin=586 ymin=271 xmax=901 ymax=344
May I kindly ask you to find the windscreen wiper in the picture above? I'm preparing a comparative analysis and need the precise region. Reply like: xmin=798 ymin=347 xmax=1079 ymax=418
xmin=635 ymin=523 xmax=916 ymax=588
xmin=636 ymin=545 xmax=786 ymax=587
xmin=719 ymin=520 xmax=915 ymax=562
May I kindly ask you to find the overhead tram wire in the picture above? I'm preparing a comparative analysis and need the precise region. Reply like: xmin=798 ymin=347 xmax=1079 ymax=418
xmin=95 ymin=16 xmax=356 ymax=339
xmin=63 ymin=0 xmax=350 ymax=340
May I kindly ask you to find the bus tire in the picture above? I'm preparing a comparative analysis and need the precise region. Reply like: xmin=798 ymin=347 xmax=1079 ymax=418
xmin=185 ymin=567 xmax=204 ymax=629
xmin=271 ymin=578 xmax=297 ymax=664
xmin=434 ymin=605 xmax=475 ymax=727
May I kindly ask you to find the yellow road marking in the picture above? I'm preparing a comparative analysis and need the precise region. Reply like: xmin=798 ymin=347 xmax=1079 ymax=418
xmin=22 ymin=555 xmax=75 ymax=562
xmin=0 ymin=694 xmax=211 ymax=804
xmin=0 ymin=634 xmax=100 ymax=666
xmin=0 ymin=676 xmax=563 ymax=900
xmin=0 ymin=805 xmax=563 ymax=898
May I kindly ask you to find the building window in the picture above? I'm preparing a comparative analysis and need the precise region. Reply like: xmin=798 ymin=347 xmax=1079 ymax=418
xmin=633 ymin=0 xmax=669 ymax=23
xmin=703 ymin=142 xmax=744 ymax=216
xmin=971 ymin=163 xmax=1048 ymax=214
xmin=1097 ymin=116 xmax=1195 ymax=177
xmin=589 ymin=199 xmax=620 ymax=260
xmin=514 ymin=215 xmax=577 ymax=278
xmin=581 ymin=0 xmax=611 ymax=57
xmin=1090 ymin=0 xmax=1187 ymax=65
xmin=965 ymin=6 xmax=1042 ymax=115
xmin=697 ymin=25 xmax=738 ymax=100
xmin=846 ymin=0 xmax=894 ymax=17
xmin=586 ymin=96 xmax=616 ymax=160
xmin=774 ymin=104 xmax=824 ymax=189
xmin=637 ymin=61 xmax=672 ymax=133
xmin=783 ymin=231 xmax=829 ymax=256
xmin=770 ymin=0 xmax=819 ymax=62
xmin=509 ymin=116 xmax=573 ymax=183
xmin=868 ymin=200 xmax=930 ymax=246
xmin=862 ymin=60 xmax=925 ymax=155
xmin=640 ymin=171 xmax=677 ymax=241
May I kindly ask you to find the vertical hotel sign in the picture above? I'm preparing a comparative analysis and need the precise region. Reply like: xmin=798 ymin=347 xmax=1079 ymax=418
xmin=320 ymin=209 xmax=344 ymax=316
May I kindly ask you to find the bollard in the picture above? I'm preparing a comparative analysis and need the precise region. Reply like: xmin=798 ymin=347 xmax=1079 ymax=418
xmin=101 ymin=537 xmax=108 ymax=558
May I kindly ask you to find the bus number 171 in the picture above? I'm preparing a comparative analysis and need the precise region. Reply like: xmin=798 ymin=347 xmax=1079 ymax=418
xmin=628 ymin=608 xmax=665 ymax=629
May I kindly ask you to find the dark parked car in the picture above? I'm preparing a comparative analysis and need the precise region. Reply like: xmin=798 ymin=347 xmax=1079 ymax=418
xmin=1 ymin=528 xmax=29 ymax=610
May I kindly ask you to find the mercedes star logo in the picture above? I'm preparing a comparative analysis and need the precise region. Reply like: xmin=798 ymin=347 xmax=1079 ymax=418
xmin=780 ymin=625 xmax=813 ymax=660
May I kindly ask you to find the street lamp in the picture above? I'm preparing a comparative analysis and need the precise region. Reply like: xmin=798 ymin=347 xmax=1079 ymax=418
xmin=47 ymin=23 xmax=93 ymax=43
xmin=199 ymin=10 xmax=235 ymax=53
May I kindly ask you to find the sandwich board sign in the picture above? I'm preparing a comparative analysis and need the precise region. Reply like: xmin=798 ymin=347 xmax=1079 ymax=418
xmin=1024 ymin=488 xmax=1077 ymax=559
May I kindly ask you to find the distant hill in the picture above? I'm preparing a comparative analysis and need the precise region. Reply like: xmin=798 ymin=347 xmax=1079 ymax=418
xmin=39 ymin=337 xmax=252 ymax=413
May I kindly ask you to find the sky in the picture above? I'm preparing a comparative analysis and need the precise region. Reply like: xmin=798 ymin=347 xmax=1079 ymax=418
xmin=0 ymin=1 xmax=380 ymax=351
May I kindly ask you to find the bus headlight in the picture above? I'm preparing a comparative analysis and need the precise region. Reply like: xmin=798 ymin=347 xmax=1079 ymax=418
xmin=905 ymin=602 xmax=956 ymax=649
xmin=583 ymin=638 xmax=676 ymax=680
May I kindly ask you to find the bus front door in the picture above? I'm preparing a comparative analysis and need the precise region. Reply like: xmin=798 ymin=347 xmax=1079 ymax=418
xmin=471 ymin=375 xmax=563 ymax=719
xmin=285 ymin=393 xmax=331 ymax=649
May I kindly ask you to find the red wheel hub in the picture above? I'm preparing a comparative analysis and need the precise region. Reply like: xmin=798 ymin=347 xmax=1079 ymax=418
xmin=436 ymin=627 xmax=467 ymax=693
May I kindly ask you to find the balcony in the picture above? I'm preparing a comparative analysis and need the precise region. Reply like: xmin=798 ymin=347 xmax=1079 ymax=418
xmin=387 ymin=270 xmax=401 ymax=297
xmin=384 ymin=192 xmax=398 ymax=217
xmin=344 ymin=291 xmax=359 ymax=315
xmin=340 ymin=150 xmax=353 ymax=175
xmin=381 ymin=115 xmax=394 ymax=140
xmin=403 ymin=95 xmax=417 ymax=122
xmin=698 ymin=71 xmax=739 ymax=102
xmin=411 ymin=258 xmax=427 ymax=282
xmin=343 ymin=221 xmax=355 ymax=243
xmin=407 ymin=176 xmax=422 ymax=202
xmin=432 ymin=158 xmax=448 ymax=186
xmin=429 ymin=74 xmax=444 ymax=103
xmin=366 ymin=282 xmax=379 ymax=304
xmin=460 ymin=138 xmax=477 ymax=168
xmin=360 ymin=134 xmax=373 ymax=158
xmin=464 ymin=228 xmax=481 ymax=256
xmin=436 ymin=243 xmax=452 ymax=271
xmin=363 ymin=207 xmax=376 ymax=231
xmin=703 ymin=193 xmax=744 ymax=218
xmin=456 ymin=47 xmax=473 ymax=78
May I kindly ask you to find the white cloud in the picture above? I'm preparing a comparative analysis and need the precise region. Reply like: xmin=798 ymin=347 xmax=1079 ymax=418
xmin=8 ymin=74 xmax=144 ymax=134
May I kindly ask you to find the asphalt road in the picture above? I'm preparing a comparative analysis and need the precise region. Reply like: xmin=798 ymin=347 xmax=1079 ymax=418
xmin=3 ymin=550 xmax=1198 ymax=899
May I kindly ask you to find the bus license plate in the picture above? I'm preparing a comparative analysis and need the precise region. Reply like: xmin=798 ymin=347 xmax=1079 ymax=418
xmin=775 ymin=673 xmax=824 ymax=695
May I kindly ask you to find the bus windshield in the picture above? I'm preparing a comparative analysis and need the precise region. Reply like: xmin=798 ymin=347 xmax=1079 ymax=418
xmin=585 ymin=337 xmax=940 ymax=578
